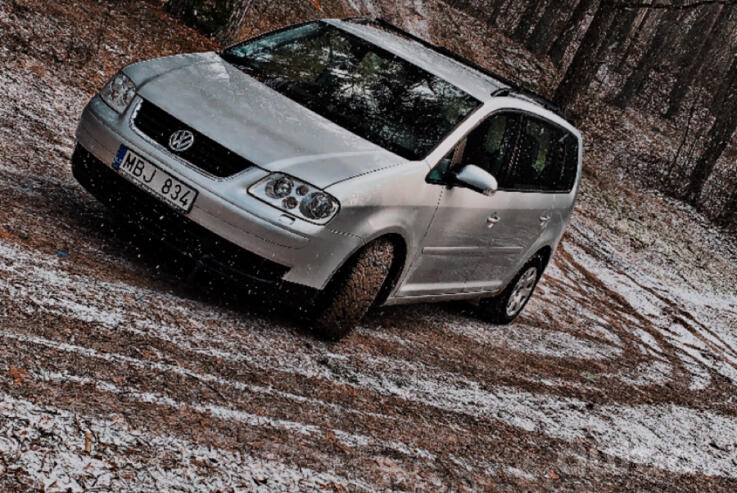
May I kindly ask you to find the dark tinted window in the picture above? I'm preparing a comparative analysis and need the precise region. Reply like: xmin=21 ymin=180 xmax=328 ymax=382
xmin=460 ymin=113 xmax=522 ymax=178
xmin=223 ymin=22 xmax=481 ymax=161
xmin=505 ymin=117 xmax=578 ymax=192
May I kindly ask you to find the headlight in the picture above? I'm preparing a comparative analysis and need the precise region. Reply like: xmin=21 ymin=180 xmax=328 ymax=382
xmin=100 ymin=72 xmax=137 ymax=114
xmin=300 ymin=192 xmax=337 ymax=220
xmin=249 ymin=173 xmax=340 ymax=224
xmin=265 ymin=175 xmax=294 ymax=199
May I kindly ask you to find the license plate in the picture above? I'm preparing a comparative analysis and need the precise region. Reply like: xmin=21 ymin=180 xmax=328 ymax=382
xmin=113 ymin=145 xmax=198 ymax=213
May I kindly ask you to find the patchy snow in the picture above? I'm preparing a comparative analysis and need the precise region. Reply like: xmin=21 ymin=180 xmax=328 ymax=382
xmin=0 ymin=392 xmax=376 ymax=492
xmin=344 ymin=361 xmax=737 ymax=477
xmin=447 ymin=319 xmax=623 ymax=360
xmin=2 ymin=214 xmax=737 ymax=480
xmin=612 ymin=360 xmax=673 ymax=387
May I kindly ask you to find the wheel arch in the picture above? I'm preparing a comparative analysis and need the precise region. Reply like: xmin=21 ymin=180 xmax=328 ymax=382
xmin=372 ymin=232 xmax=408 ymax=305
xmin=327 ymin=230 xmax=409 ymax=305
xmin=533 ymin=245 xmax=553 ymax=272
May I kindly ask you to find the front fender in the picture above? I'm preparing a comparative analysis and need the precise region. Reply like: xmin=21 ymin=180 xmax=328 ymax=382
xmin=325 ymin=161 xmax=441 ymax=290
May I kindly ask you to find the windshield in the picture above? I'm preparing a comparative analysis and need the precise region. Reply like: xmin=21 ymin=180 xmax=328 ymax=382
xmin=223 ymin=22 xmax=482 ymax=161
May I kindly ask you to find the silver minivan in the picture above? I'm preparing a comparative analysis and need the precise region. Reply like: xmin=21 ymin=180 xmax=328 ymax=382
xmin=72 ymin=18 xmax=582 ymax=338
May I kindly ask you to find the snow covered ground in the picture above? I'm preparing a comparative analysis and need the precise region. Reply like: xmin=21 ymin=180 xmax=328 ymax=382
xmin=1 ymin=0 xmax=737 ymax=491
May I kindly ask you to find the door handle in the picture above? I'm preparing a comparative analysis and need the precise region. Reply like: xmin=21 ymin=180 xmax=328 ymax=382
xmin=487 ymin=214 xmax=500 ymax=229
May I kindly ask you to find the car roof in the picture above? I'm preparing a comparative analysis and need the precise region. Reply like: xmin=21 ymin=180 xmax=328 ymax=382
xmin=329 ymin=19 xmax=505 ymax=103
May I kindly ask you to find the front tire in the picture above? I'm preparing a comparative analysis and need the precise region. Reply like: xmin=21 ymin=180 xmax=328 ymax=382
xmin=313 ymin=239 xmax=395 ymax=340
xmin=479 ymin=257 xmax=542 ymax=324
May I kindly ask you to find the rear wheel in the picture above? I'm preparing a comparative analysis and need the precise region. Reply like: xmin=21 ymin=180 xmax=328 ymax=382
xmin=313 ymin=239 xmax=394 ymax=340
xmin=480 ymin=258 xmax=541 ymax=324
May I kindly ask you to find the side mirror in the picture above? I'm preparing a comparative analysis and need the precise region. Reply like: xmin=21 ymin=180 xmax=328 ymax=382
xmin=453 ymin=165 xmax=498 ymax=196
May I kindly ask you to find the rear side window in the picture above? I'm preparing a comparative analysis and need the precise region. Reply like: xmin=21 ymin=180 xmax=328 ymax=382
xmin=506 ymin=117 xmax=578 ymax=192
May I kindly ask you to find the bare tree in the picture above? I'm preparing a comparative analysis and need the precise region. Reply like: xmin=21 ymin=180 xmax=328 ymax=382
xmin=554 ymin=0 xmax=619 ymax=112
xmin=512 ymin=0 xmax=546 ymax=40
xmin=612 ymin=0 xmax=685 ymax=108
xmin=596 ymin=4 xmax=640 ymax=60
xmin=525 ymin=0 xmax=572 ymax=55
xmin=682 ymin=54 xmax=737 ymax=203
xmin=166 ymin=0 xmax=256 ymax=44
xmin=664 ymin=4 xmax=727 ymax=118
xmin=548 ymin=0 xmax=598 ymax=68
xmin=719 ymin=186 xmax=737 ymax=225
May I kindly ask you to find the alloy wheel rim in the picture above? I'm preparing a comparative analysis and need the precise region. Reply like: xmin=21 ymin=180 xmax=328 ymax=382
xmin=506 ymin=267 xmax=538 ymax=318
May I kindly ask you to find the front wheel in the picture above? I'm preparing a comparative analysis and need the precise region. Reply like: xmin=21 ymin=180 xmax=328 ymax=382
xmin=313 ymin=239 xmax=394 ymax=340
xmin=479 ymin=258 xmax=541 ymax=324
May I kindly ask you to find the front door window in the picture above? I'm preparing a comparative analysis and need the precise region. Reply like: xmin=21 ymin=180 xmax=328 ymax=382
xmin=459 ymin=112 xmax=522 ymax=180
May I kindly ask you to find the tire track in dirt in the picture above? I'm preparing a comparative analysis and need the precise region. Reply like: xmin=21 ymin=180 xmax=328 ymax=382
xmin=4 ymin=329 xmax=732 ymax=492
xmin=0 ymin=391 xmax=377 ymax=492
xmin=4 ymin=215 xmax=737 ymax=479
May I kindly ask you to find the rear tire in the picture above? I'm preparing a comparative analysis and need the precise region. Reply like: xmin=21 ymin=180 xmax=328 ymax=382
xmin=314 ymin=239 xmax=395 ymax=340
xmin=479 ymin=257 xmax=542 ymax=324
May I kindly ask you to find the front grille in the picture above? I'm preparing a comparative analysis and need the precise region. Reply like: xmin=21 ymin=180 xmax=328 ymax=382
xmin=71 ymin=145 xmax=289 ymax=284
xmin=132 ymin=100 xmax=254 ymax=178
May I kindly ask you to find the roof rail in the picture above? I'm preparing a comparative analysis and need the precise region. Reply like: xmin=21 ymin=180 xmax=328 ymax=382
xmin=344 ymin=17 xmax=567 ymax=120
xmin=490 ymin=88 xmax=566 ymax=118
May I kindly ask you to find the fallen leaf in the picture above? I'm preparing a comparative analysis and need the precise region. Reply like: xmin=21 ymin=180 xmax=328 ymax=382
xmin=29 ymin=64 xmax=46 ymax=78
xmin=8 ymin=366 xmax=29 ymax=385
xmin=84 ymin=431 xmax=93 ymax=453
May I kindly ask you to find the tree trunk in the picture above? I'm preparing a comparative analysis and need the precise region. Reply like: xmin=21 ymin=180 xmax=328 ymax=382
xmin=616 ymin=8 xmax=652 ymax=72
xmin=512 ymin=0 xmax=545 ymax=41
xmin=719 ymin=187 xmax=737 ymax=225
xmin=596 ymin=6 xmax=639 ymax=61
xmin=486 ymin=0 xmax=506 ymax=27
xmin=664 ymin=5 xmax=726 ymax=119
xmin=548 ymin=0 xmax=597 ymax=68
xmin=165 ymin=0 xmax=202 ymax=23
xmin=525 ymin=0 xmax=564 ymax=55
xmin=553 ymin=0 xmax=618 ymax=112
xmin=706 ymin=9 xmax=737 ymax=113
xmin=683 ymin=55 xmax=737 ymax=204
xmin=165 ymin=0 xmax=255 ymax=45
xmin=214 ymin=0 xmax=256 ymax=44
xmin=612 ymin=1 xmax=684 ymax=109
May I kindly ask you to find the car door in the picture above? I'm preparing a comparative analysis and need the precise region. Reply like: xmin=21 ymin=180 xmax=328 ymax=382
xmin=532 ymin=119 xmax=581 ymax=246
xmin=401 ymin=112 xmax=523 ymax=297
xmin=484 ymin=115 xmax=576 ymax=288
xmin=458 ymin=112 xmax=565 ymax=293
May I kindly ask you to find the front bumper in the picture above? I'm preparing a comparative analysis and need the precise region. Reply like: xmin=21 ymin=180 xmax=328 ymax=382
xmin=74 ymin=96 xmax=362 ymax=290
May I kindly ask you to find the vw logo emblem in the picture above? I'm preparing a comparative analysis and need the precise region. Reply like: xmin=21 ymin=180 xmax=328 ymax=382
xmin=168 ymin=130 xmax=194 ymax=152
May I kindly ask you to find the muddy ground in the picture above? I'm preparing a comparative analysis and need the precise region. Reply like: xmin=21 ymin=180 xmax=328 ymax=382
xmin=1 ymin=1 xmax=736 ymax=491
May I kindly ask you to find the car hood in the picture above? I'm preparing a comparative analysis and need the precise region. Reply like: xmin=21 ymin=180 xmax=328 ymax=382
xmin=125 ymin=52 xmax=406 ymax=188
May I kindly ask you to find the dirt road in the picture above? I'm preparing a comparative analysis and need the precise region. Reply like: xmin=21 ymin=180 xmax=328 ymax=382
xmin=1 ymin=1 xmax=737 ymax=491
